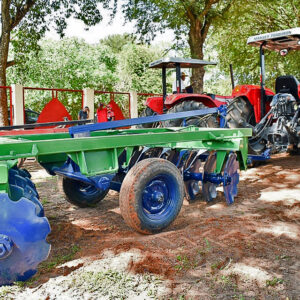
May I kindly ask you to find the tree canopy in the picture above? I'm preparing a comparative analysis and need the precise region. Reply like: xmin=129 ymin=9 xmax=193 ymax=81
xmin=0 ymin=0 xmax=117 ymax=125
xmin=122 ymin=0 xmax=233 ymax=93
xmin=211 ymin=0 xmax=300 ymax=89
xmin=7 ymin=37 xmax=166 ymax=118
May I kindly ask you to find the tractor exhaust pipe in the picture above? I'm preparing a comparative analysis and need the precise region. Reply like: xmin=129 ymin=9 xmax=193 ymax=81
xmin=230 ymin=64 xmax=235 ymax=90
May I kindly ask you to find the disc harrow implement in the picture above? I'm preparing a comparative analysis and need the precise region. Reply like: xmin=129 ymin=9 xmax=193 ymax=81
xmin=0 ymin=112 xmax=251 ymax=285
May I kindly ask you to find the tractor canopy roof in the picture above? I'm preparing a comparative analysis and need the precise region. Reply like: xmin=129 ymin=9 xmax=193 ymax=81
xmin=247 ymin=27 xmax=300 ymax=51
xmin=149 ymin=57 xmax=217 ymax=69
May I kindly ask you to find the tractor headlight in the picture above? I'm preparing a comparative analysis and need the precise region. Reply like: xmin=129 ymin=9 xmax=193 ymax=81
xmin=294 ymin=103 xmax=299 ymax=111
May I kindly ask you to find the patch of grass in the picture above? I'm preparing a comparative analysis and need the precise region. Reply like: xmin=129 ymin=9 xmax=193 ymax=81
xmin=266 ymin=277 xmax=284 ymax=287
xmin=14 ymin=281 xmax=26 ymax=288
xmin=47 ymin=214 xmax=58 ymax=220
xmin=275 ymin=254 xmax=291 ymax=260
xmin=233 ymin=295 xmax=246 ymax=300
xmin=71 ymin=269 xmax=162 ymax=299
xmin=0 ymin=286 xmax=20 ymax=300
xmin=219 ymin=275 xmax=232 ymax=285
xmin=174 ymin=254 xmax=197 ymax=271
xmin=211 ymin=262 xmax=219 ymax=270
xmin=41 ymin=245 xmax=80 ymax=271
xmin=14 ymin=274 xmax=40 ymax=288
xmin=41 ymin=198 xmax=49 ymax=205
xmin=197 ymin=238 xmax=212 ymax=256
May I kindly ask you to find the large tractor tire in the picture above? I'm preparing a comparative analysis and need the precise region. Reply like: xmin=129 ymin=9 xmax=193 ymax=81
xmin=226 ymin=97 xmax=266 ymax=155
xmin=164 ymin=100 xmax=219 ymax=128
xmin=137 ymin=107 xmax=157 ymax=128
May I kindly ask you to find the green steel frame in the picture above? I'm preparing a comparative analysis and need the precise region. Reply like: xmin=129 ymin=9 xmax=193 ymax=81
xmin=0 ymin=127 xmax=252 ymax=193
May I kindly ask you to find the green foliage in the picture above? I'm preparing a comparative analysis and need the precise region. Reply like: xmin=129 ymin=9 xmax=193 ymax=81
xmin=101 ymin=34 xmax=136 ymax=53
xmin=8 ymin=38 xmax=119 ymax=118
xmin=6 ymin=0 xmax=118 ymax=66
xmin=266 ymin=277 xmax=284 ymax=287
xmin=7 ymin=36 xmax=167 ymax=117
xmin=116 ymin=43 xmax=163 ymax=93
xmin=40 ymin=244 xmax=80 ymax=271
xmin=122 ymin=0 xmax=231 ymax=44
xmin=211 ymin=0 xmax=300 ymax=89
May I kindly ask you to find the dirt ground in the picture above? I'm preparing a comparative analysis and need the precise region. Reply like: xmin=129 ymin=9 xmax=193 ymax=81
xmin=1 ymin=153 xmax=300 ymax=299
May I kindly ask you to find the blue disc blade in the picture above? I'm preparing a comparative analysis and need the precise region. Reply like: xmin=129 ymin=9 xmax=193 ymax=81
xmin=0 ymin=194 xmax=50 ymax=286
xmin=202 ymin=152 xmax=218 ymax=202
xmin=223 ymin=153 xmax=240 ymax=205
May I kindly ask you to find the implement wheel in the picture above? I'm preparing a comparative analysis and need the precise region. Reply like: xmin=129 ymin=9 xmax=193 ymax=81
xmin=120 ymin=158 xmax=184 ymax=234
xmin=63 ymin=178 xmax=108 ymax=207
xmin=164 ymin=100 xmax=219 ymax=128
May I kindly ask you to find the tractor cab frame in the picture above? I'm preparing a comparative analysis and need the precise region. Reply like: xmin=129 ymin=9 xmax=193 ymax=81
xmin=226 ymin=28 xmax=300 ymax=154
xmin=141 ymin=57 xmax=231 ymax=127
xmin=247 ymin=27 xmax=300 ymax=119
xmin=149 ymin=57 xmax=217 ymax=103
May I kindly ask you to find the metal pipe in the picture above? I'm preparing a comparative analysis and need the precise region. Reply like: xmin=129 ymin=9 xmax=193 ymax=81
xmin=175 ymin=63 xmax=181 ymax=93
xmin=0 ymin=119 xmax=93 ymax=131
xmin=162 ymin=66 xmax=167 ymax=103
xmin=260 ymin=42 xmax=267 ymax=119
xmin=230 ymin=64 xmax=235 ymax=90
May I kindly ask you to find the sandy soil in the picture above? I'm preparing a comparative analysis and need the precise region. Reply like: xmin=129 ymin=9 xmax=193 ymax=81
xmin=1 ymin=153 xmax=299 ymax=299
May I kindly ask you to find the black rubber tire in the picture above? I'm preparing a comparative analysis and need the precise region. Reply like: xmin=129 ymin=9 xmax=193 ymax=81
xmin=119 ymin=158 xmax=184 ymax=234
xmin=164 ymin=100 xmax=219 ymax=128
xmin=137 ymin=107 xmax=156 ymax=128
xmin=226 ymin=97 xmax=266 ymax=155
xmin=62 ymin=178 xmax=108 ymax=208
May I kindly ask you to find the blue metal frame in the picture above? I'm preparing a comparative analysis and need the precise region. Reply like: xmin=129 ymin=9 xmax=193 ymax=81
xmin=247 ymin=148 xmax=271 ymax=164
xmin=69 ymin=107 xmax=226 ymax=136
xmin=52 ymin=158 xmax=114 ymax=192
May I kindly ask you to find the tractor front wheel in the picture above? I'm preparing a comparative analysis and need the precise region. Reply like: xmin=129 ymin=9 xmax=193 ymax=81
xmin=119 ymin=158 xmax=184 ymax=234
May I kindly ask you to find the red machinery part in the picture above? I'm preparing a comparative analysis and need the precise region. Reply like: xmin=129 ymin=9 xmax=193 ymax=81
xmin=37 ymin=98 xmax=72 ymax=127
xmin=232 ymin=85 xmax=275 ymax=123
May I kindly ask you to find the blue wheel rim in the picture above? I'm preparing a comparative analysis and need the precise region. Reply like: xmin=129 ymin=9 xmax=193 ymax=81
xmin=142 ymin=174 xmax=177 ymax=220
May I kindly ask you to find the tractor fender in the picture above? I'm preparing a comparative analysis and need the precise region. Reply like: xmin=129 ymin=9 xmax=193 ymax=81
xmin=164 ymin=94 xmax=228 ymax=109
xmin=145 ymin=96 xmax=164 ymax=114
xmin=232 ymin=85 xmax=274 ymax=123
xmin=145 ymin=93 xmax=231 ymax=115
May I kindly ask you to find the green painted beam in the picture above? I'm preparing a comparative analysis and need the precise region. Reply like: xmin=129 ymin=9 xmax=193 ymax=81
xmin=0 ymin=127 xmax=251 ymax=176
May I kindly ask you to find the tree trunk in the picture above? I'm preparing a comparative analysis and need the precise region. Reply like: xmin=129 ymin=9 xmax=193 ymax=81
xmin=0 ymin=65 xmax=9 ymax=127
xmin=188 ymin=19 xmax=206 ymax=94
xmin=0 ymin=0 xmax=11 ymax=126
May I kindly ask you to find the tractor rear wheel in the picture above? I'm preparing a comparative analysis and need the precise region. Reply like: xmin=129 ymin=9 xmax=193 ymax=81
xmin=226 ymin=97 xmax=266 ymax=154
xmin=137 ymin=107 xmax=157 ymax=128
xmin=164 ymin=100 xmax=219 ymax=128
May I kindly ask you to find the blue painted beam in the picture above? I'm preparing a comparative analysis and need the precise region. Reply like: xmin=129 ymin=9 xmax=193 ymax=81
xmin=69 ymin=107 xmax=220 ymax=136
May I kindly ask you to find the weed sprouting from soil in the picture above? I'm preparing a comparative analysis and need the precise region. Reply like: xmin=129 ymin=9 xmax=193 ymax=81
xmin=41 ymin=245 xmax=80 ymax=271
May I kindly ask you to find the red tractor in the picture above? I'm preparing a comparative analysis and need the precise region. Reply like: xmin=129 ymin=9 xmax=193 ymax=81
xmin=143 ymin=28 xmax=300 ymax=155
xmin=226 ymin=28 xmax=300 ymax=154
xmin=140 ymin=57 xmax=232 ymax=128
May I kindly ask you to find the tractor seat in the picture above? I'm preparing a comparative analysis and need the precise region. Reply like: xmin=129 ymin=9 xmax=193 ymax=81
xmin=275 ymin=75 xmax=300 ymax=102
